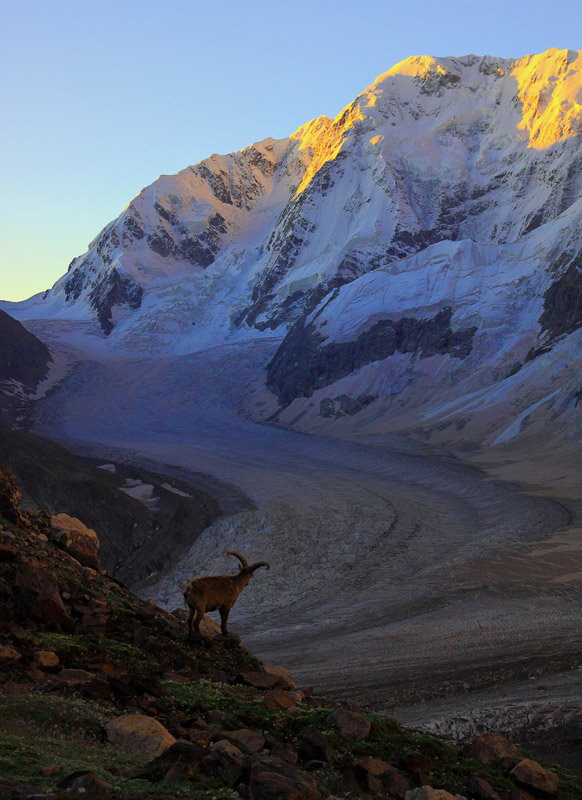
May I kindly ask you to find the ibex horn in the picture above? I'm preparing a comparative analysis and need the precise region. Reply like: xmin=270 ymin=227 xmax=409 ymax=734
xmin=227 ymin=551 xmax=249 ymax=569
xmin=250 ymin=561 xmax=270 ymax=572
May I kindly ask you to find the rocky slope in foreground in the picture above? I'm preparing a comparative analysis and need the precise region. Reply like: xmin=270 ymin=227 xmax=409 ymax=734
xmin=0 ymin=468 xmax=580 ymax=800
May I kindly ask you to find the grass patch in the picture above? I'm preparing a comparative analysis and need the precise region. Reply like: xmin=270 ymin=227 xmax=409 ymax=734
xmin=164 ymin=680 xmax=285 ymax=732
xmin=0 ymin=691 xmax=244 ymax=798
xmin=36 ymin=632 xmax=156 ymax=671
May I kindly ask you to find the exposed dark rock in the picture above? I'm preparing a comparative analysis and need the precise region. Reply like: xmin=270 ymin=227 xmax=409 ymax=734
xmin=510 ymin=759 xmax=559 ymax=795
xmin=147 ymin=229 xmax=174 ymax=258
xmin=300 ymin=729 xmax=336 ymax=763
xmin=13 ymin=561 xmax=72 ymax=628
xmin=527 ymin=253 xmax=582 ymax=360
xmin=200 ymin=739 xmax=246 ymax=787
xmin=235 ymin=670 xmax=283 ymax=690
xmin=136 ymin=740 xmax=207 ymax=781
xmin=56 ymin=770 xmax=112 ymax=797
xmin=0 ymin=311 xmax=52 ymax=425
xmin=245 ymin=753 xmax=327 ymax=800
xmin=468 ymin=775 xmax=503 ymax=800
xmin=319 ymin=393 xmax=377 ymax=418
xmin=88 ymin=268 xmax=143 ymax=335
xmin=378 ymin=766 xmax=412 ymax=798
xmin=270 ymin=741 xmax=298 ymax=764
xmin=326 ymin=708 xmax=371 ymax=741
xmin=221 ymin=728 xmax=265 ymax=755
xmin=124 ymin=213 xmax=145 ymax=240
xmin=179 ymin=213 xmax=226 ymax=267
xmin=463 ymin=730 xmax=520 ymax=769
xmin=154 ymin=201 xmax=179 ymax=226
xmin=0 ymin=466 xmax=24 ymax=524
xmin=400 ymin=753 xmax=434 ymax=773
xmin=267 ymin=307 xmax=476 ymax=407
xmin=64 ymin=266 xmax=87 ymax=302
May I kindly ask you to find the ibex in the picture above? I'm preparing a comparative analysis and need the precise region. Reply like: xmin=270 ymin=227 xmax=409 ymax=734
xmin=183 ymin=551 xmax=270 ymax=637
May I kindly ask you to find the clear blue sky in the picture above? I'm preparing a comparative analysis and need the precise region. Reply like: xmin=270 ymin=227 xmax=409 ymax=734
xmin=1 ymin=0 xmax=579 ymax=300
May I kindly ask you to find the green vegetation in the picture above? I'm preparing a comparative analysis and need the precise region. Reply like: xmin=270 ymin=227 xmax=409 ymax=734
xmin=0 ymin=692 xmax=241 ymax=798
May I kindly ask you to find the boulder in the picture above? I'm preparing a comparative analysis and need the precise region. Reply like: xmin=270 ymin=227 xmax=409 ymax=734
xmin=33 ymin=650 xmax=59 ymax=669
xmin=105 ymin=714 xmax=176 ymax=758
xmin=379 ymin=766 xmax=412 ymax=799
xmin=510 ymin=759 xmax=559 ymax=795
xmin=464 ymin=731 xmax=519 ymax=769
xmin=270 ymin=742 xmax=298 ymax=764
xmin=136 ymin=740 xmax=207 ymax=782
xmin=509 ymin=789 xmax=537 ymax=800
xmin=58 ymin=668 xmax=96 ymax=685
xmin=467 ymin=776 xmax=502 ymax=800
xmin=40 ymin=765 xmax=60 ymax=776
xmin=50 ymin=513 xmax=101 ymax=569
xmin=0 ymin=644 xmax=22 ymax=664
xmin=0 ymin=467 xmax=24 ymax=524
xmin=265 ymin=689 xmax=297 ymax=710
xmin=207 ymin=709 xmax=227 ymax=726
xmin=400 ymin=754 xmax=434 ymax=773
xmin=326 ymin=708 xmax=371 ymax=740
xmin=236 ymin=670 xmax=282 ymax=690
xmin=56 ymin=770 xmax=111 ymax=797
xmin=83 ymin=675 xmax=112 ymax=701
xmin=355 ymin=757 xmax=392 ymax=776
xmin=405 ymin=789 xmax=458 ymax=800
xmin=222 ymin=728 xmax=265 ymax=755
xmin=200 ymin=739 xmax=246 ymax=787
xmin=0 ymin=537 xmax=16 ymax=561
xmin=354 ymin=759 xmax=410 ymax=796
xmin=246 ymin=754 xmax=327 ymax=800
xmin=300 ymin=729 xmax=336 ymax=763
xmin=13 ymin=561 xmax=72 ymax=628
xmin=262 ymin=663 xmax=296 ymax=689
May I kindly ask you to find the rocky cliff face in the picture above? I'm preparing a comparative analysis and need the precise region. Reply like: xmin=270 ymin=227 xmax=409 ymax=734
xmin=0 ymin=310 xmax=52 ymax=426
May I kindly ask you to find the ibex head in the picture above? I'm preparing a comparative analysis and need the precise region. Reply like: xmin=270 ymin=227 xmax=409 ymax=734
xmin=227 ymin=550 xmax=270 ymax=574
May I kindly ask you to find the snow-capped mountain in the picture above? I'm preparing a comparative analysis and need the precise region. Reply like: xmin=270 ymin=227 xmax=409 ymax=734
xmin=4 ymin=47 xmax=582 ymax=450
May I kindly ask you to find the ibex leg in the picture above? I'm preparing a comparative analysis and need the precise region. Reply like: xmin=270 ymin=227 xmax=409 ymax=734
xmin=219 ymin=606 xmax=230 ymax=636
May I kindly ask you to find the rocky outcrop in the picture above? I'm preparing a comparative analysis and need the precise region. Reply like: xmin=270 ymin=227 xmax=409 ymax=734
xmin=88 ymin=268 xmax=143 ymax=335
xmin=105 ymin=715 xmax=176 ymax=758
xmin=49 ymin=513 xmax=100 ymax=569
xmin=0 ymin=310 xmax=51 ymax=426
xmin=326 ymin=708 xmax=371 ymax=740
xmin=0 ymin=466 xmax=24 ymax=524
xmin=267 ymin=307 xmax=476 ymax=407
xmin=464 ymin=731 xmax=520 ymax=769
xmin=510 ymin=759 xmax=559 ymax=795
xmin=0 ymin=310 xmax=51 ymax=388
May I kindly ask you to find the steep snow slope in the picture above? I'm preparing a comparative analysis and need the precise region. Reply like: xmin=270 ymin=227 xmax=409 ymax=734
xmin=265 ymin=200 xmax=582 ymax=450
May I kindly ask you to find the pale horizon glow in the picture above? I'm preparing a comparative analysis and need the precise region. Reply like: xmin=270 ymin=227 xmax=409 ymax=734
xmin=1 ymin=0 xmax=580 ymax=301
